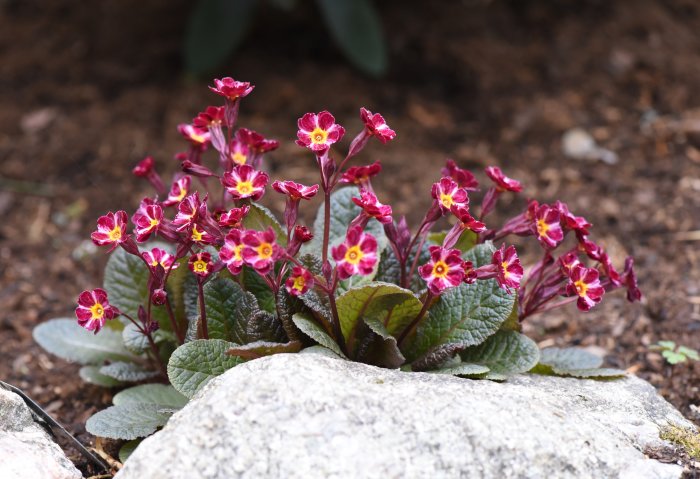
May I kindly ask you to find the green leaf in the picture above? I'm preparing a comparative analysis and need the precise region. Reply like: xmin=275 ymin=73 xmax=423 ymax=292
xmin=427 ymin=363 xmax=490 ymax=378
xmin=79 ymin=366 xmax=125 ymax=387
xmin=375 ymin=238 xmax=431 ymax=293
xmin=662 ymin=350 xmax=687 ymax=365
xmin=226 ymin=340 xmax=302 ymax=360
xmin=428 ymin=230 xmax=478 ymax=253
xmin=33 ymin=318 xmax=135 ymax=365
xmin=201 ymin=277 xmax=285 ymax=344
xmin=460 ymin=330 xmax=540 ymax=379
xmin=300 ymin=345 xmax=345 ymax=359
xmin=119 ymin=439 xmax=142 ymax=463
xmin=86 ymin=404 xmax=172 ymax=440
xmin=403 ymin=243 xmax=516 ymax=362
xmin=411 ymin=343 xmax=467 ymax=372
xmin=657 ymin=340 xmax=676 ymax=350
xmin=167 ymin=339 xmax=245 ymax=398
xmin=99 ymin=362 xmax=160 ymax=382
xmin=336 ymin=282 xmax=421 ymax=351
xmin=113 ymin=384 xmax=188 ymax=408
xmin=302 ymin=186 xmax=387 ymax=259
xmin=359 ymin=317 xmax=405 ymax=368
xmin=122 ymin=323 xmax=149 ymax=354
xmin=184 ymin=0 xmax=257 ymax=75
xmin=165 ymin=257 xmax=191 ymax=334
xmin=316 ymin=0 xmax=387 ymax=77
xmin=533 ymin=347 xmax=625 ymax=378
xmin=103 ymin=247 xmax=170 ymax=331
xmin=291 ymin=313 xmax=346 ymax=358
xmin=678 ymin=346 xmax=699 ymax=361
xmin=240 ymin=266 xmax=276 ymax=313
xmin=242 ymin=203 xmax=286 ymax=246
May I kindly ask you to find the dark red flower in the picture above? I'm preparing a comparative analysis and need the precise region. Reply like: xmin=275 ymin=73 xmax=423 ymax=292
xmin=132 ymin=202 xmax=163 ymax=242
xmin=623 ymin=257 xmax=642 ymax=302
xmin=450 ymin=205 xmax=486 ymax=233
xmin=177 ymin=124 xmax=211 ymax=148
xmin=532 ymin=204 xmax=564 ymax=249
xmin=352 ymin=189 xmax=393 ymax=224
xmin=492 ymin=244 xmax=523 ymax=292
xmin=219 ymin=228 xmax=246 ymax=275
xmin=566 ymin=265 xmax=605 ymax=311
xmin=132 ymin=156 xmax=155 ymax=177
xmin=285 ymin=266 xmax=315 ymax=296
xmin=193 ymin=106 xmax=227 ymax=129
xmin=558 ymin=251 xmax=581 ymax=274
xmin=228 ymin=138 xmax=249 ymax=166
xmin=91 ymin=211 xmax=129 ymax=251
xmin=172 ymin=192 xmax=202 ymax=231
xmin=218 ymin=206 xmax=250 ymax=228
xmin=485 ymin=166 xmax=522 ymax=192
xmin=331 ymin=227 xmax=378 ymax=280
xmin=163 ymin=176 xmax=191 ymax=207
xmin=272 ymin=180 xmax=319 ymax=201
xmin=188 ymin=251 xmax=214 ymax=278
xmin=442 ymin=160 xmax=478 ymax=191
xmin=236 ymin=128 xmax=280 ymax=154
xmin=209 ymin=77 xmax=255 ymax=101
xmin=431 ymin=177 xmax=469 ymax=213
xmin=339 ymin=161 xmax=382 ymax=186
xmin=296 ymin=111 xmax=345 ymax=153
xmin=241 ymin=227 xmax=280 ymax=275
xmin=419 ymin=246 xmax=467 ymax=294
xmin=75 ymin=288 xmax=118 ymax=334
xmin=555 ymin=201 xmax=591 ymax=236
xmin=221 ymin=165 xmax=268 ymax=201
xmin=360 ymin=107 xmax=396 ymax=144
xmin=142 ymin=247 xmax=178 ymax=272
xmin=189 ymin=223 xmax=216 ymax=245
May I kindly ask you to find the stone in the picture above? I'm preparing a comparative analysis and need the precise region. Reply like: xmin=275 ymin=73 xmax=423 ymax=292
xmin=0 ymin=388 xmax=82 ymax=479
xmin=118 ymin=354 xmax=692 ymax=479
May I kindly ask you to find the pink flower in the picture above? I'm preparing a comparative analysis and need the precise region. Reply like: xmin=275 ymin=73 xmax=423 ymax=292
xmin=566 ymin=265 xmax=605 ymax=311
xmin=331 ymin=227 xmax=378 ymax=280
xmin=272 ymin=180 xmax=319 ymax=200
xmin=492 ymin=245 xmax=523 ymax=292
xmin=163 ymin=176 xmax=191 ymax=207
xmin=485 ymin=166 xmax=522 ymax=192
xmin=296 ymin=111 xmax=345 ymax=153
xmin=193 ymin=106 xmax=227 ymax=129
xmin=132 ymin=156 xmax=155 ymax=178
xmin=132 ymin=202 xmax=163 ymax=243
xmin=236 ymin=128 xmax=280 ymax=154
xmin=360 ymin=107 xmax=396 ymax=144
xmin=221 ymin=165 xmax=268 ymax=201
xmin=172 ymin=192 xmax=202 ymax=231
xmin=209 ymin=77 xmax=255 ymax=101
xmin=91 ymin=211 xmax=129 ymax=251
xmin=450 ymin=205 xmax=486 ymax=233
xmin=293 ymin=225 xmax=313 ymax=243
xmin=442 ymin=160 xmax=478 ymax=191
xmin=218 ymin=206 xmax=250 ymax=228
xmin=189 ymin=223 xmax=216 ymax=245
xmin=431 ymin=177 xmax=469 ymax=213
xmin=142 ymin=248 xmax=178 ymax=272
xmin=623 ymin=257 xmax=642 ymax=302
xmin=352 ymin=189 xmax=393 ymax=224
xmin=228 ymin=138 xmax=249 ymax=166
xmin=532 ymin=204 xmax=564 ymax=249
xmin=339 ymin=161 xmax=382 ymax=186
xmin=419 ymin=246 xmax=467 ymax=295
xmin=555 ymin=201 xmax=591 ymax=236
xmin=177 ymin=124 xmax=210 ymax=148
xmin=188 ymin=251 xmax=214 ymax=278
xmin=75 ymin=288 xmax=118 ymax=334
xmin=220 ymin=229 xmax=246 ymax=275
xmin=558 ymin=251 xmax=581 ymax=274
xmin=241 ymin=228 xmax=280 ymax=275
xmin=285 ymin=266 xmax=314 ymax=296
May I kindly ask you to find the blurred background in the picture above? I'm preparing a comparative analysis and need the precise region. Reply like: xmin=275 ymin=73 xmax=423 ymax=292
xmin=1 ymin=0 xmax=700 ymax=466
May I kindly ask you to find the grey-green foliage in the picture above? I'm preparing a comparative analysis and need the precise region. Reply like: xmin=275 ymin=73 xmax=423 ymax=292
xmin=86 ymin=403 xmax=173 ymax=440
xmin=403 ymin=243 xmax=516 ymax=364
xmin=460 ymin=330 xmax=540 ymax=380
xmin=532 ymin=347 xmax=626 ymax=378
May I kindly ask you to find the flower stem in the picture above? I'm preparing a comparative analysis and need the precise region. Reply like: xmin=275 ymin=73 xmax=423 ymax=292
xmin=397 ymin=291 xmax=434 ymax=347
xmin=322 ymin=189 xmax=331 ymax=264
xmin=197 ymin=280 xmax=209 ymax=339
xmin=165 ymin=298 xmax=185 ymax=344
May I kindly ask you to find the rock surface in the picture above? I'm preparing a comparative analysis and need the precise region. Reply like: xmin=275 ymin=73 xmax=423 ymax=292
xmin=118 ymin=354 xmax=692 ymax=479
xmin=0 ymin=387 xmax=82 ymax=479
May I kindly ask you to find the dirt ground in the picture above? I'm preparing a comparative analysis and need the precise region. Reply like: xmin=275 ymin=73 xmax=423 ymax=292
xmin=2 ymin=0 xmax=700 ymax=475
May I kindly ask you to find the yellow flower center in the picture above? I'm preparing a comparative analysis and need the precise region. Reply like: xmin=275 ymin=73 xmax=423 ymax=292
xmin=191 ymin=132 xmax=207 ymax=144
xmin=310 ymin=127 xmax=328 ymax=145
xmin=149 ymin=217 xmax=160 ymax=228
xmin=191 ymin=225 xmax=204 ymax=242
xmin=439 ymin=193 xmax=454 ymax=209
xmin=232 ymin=152 xmax=247 ymax=165
xmin=193 ymin=260 xmax=208 ymax=273
xmin=175 ymin=187 xmax=187 ymax=202
xmin=432 ymin=260 xmax=449 ymax=278
xmin=233 ymin=244 xmax=244 ymax=261
xmin=236 ymin=181 xmax=253 ymax=195
xmin=501 ymin=261 xmax=511 ymax=278
xmin=292 ymin=275 xmax=307 ymax=291
xmin=90 ymin=303 xmax=105 ymax=320
xmin=344 ymin=245 xmax=364 ymax=265
xmin=536 ymin=219 xmax=550 ymax=237
xmin=574 ymin=279 xmax=588 ymax=296
xmin=257 ymin=242 xmax=274 ymax=260
xmin=108 ymin=226 xmax=122 ymax=242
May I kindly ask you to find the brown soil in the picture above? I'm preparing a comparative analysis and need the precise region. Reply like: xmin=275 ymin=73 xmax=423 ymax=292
xmin=2 ymin=0 xmax=700 ymax=476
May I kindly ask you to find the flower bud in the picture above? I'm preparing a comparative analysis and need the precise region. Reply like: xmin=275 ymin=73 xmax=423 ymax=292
xmin=152 ymin=288 xmax=167 ymax=305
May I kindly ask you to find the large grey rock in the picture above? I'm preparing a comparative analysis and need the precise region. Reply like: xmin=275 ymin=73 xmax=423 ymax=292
xmin=118 ymin=354 xmax=691 ymax=479
xmin=0 ymin=388 xmax=82 ymax=479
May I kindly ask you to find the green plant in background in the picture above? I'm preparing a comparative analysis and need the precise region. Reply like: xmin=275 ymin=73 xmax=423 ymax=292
xmin=186 ymin=0 xmax=387 ymax=77
xmin=652 ymin=340 xmax=700 ymax=365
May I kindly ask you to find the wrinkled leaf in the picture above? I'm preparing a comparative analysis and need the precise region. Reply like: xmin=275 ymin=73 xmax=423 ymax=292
xmin=291 ymin=313 xmax=346 ymax=358
xmin=376 ymin=238 xmax=431 ymax=293
xmin=533 ymin=347 xmax=625 ymax=379
xmin=226 ymin=340 xmax=302 ymax=359
xmin=411 ymin=343 xmax=467 ymax=372
xmin=99 ymin=362 xmax=160 ymax=382
xmin=167 ymin=339 xmax=245 ymax=398
xmin=122 ymin=323 xmax=149 ymax=354
xmin=460 ymin=330 xmax=539 ymax=379
xmin=243 ymin=203 xmax=286 ymax=246
xmin=427 ymin=363 xmax=490 ymax=378
xmin=404 ymin=243 xmax=515 ymax=362
xmin=79 ymin=366 xmax=125 ymax=387
xmin=33 ymin=318 xmax=135 ymax=365
xmin=113 ymin=384 xmax=188 ymax=408
xmin=240 ymin=266 xmax=276 ymax=313
xmin=316 ymin=0 xmax=387 ymax=77
xmin=86 ymin=403 xmax=172 ymax=440
xmin=358 ymin=317 xmax=405 ymax=368
xmin=185 ymin=0 xmax=257 ymax=75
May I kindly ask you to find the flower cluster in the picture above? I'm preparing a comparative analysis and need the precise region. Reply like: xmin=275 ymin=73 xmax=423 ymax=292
xmin=75 ymin=75 xmax=640 ymax=366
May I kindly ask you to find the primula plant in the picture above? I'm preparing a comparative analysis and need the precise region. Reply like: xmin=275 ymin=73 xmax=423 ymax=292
xmin=34 ymin=76 xmax=641 ymax=458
